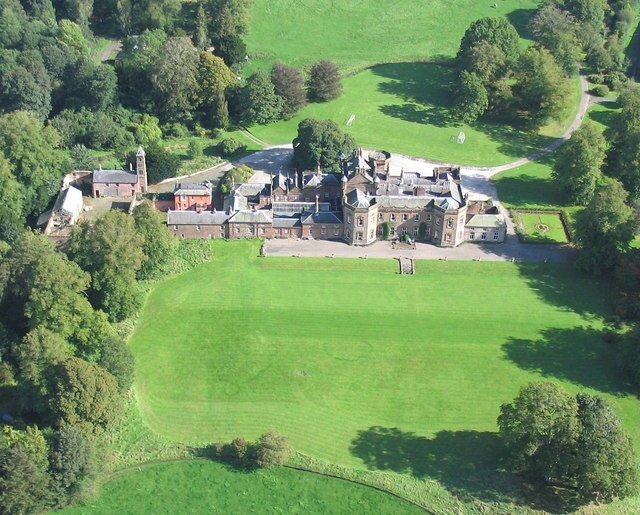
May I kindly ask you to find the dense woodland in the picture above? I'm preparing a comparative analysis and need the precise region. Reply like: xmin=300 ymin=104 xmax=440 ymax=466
xmin=1 ymin=0 xmax=640 ymax=511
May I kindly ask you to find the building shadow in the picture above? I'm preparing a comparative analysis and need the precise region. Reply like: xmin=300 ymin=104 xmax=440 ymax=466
xmin=350 ymin=426 xmax=567 ymax=512
xmin=502 ymin=326 xmax=633 ymax=397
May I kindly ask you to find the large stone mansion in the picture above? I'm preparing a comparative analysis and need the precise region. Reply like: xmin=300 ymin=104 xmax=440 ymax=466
xmin=167 ymin=150 xmax=506 ymax=247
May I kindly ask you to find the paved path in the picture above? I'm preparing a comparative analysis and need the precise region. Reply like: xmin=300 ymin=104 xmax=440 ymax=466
xmin=264 ymin=237 xmax=575 ymax=263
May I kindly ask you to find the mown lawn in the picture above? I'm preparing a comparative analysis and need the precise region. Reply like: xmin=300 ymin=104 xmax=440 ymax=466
xmin=130 ymin=240 xmax=640 ymax=477
xmin=516 ymin=212 xmax=569 ymax=244
xmin=250 ymin=64 xmax=581 ymax=166
xmin=61 ymin=460 xmax=421 ymax=514
xmin=246 ymin=0 xmax=540 ymax=72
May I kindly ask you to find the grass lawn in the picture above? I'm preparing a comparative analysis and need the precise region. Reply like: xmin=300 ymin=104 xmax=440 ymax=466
xmin=515 ymin=212 xmax=569 ymax=244
xmin=130 ymin=240 xmax=640 ymax=479
xmin=246 ymin=0 xmax=540 ymax=72
xmin=250 ymin=63 xmax=581 ymax=166
xmin=61 ymin=460 xmax=421 ymax=514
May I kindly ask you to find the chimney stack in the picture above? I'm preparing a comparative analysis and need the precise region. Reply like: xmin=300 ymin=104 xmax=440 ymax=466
xmin=315 ymin=194 xmax=319 ymax=213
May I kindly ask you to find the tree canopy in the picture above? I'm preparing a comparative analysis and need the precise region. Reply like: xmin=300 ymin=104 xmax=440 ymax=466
xmin=292 ymin=119 xmax=357 ymax=173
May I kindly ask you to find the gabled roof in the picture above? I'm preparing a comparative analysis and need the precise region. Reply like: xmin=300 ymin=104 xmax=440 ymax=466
xmin=272 ymin=216 xmax=301 ymax=228
xmin=173 ymin=183 xmax=211 ymax=196
xmin=374 ymin=196 xmax=432 ymax=210
xmin=228 ymin=210 xmax=273 ymax=224
xmin=53 ymin=186 xmax=83 ymax=215
xmin=167 ymin=210 xmax=230 ymax=225
xmin=136 ymin=146 xmax=145 ymax=157
xmin=93 ymin=169 xmax=138 ymax=184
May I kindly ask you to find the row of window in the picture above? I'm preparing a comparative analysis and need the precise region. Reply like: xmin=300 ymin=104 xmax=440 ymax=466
xmin=469 ymin=231 xmax=500 ymax=240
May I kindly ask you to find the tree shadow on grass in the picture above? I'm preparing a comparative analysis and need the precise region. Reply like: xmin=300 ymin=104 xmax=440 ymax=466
xmin=502 ymin=327 xmax=633 ymax=397
xmin=373 ymin=63 xmax=454 ymax=128
xmin=506 ymin=9 xmax=536 ymax=39
xmin=515 ymin=263 xmax=611 ymax=320
xmin=350 ymin=427 xmax=566 ymax=512
xmin=588 ymin=102 xmax=620 ymax=128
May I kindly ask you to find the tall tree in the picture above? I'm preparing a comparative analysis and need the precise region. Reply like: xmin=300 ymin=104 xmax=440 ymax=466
xmin=0 ymin=111 xmax=66 ymax=215
xmin=271 ymin=63 xmax=306 ymax=119
xmin=604 ymin=83 xmax=640 ymax=199
xmin=552 ymin=123 xmax=606 ymax=205
xmin=240 ymin=71 xmax=283 ymax=125
xmin=206 ymin=0 xmax=251 ymax=42
xmin=197 ymin=51 xmax=235 ymax=128
xmin=453 ymin=71 xmax=488 ymax=123
xmin=574 ymin=177 xmax=637 ymax=274
xmin=292 ymin=118 xmax=357 ymax=173
xmin=133 ymin=201 xmax=176 ymax=280
xmin=307 ymin=60 xmax=342 ymax=102
xmin=68 ymin=210 xmax=145 ymax=322
xmin=457 ymin=17 xmax=520 ymax=65
xmin=194 ymin=2 xmax=209 ymax=49
xmin=50 ymin=357 xmax=123 ymax=433
xmin=529 ymin=4 xmax=581 ymax=76
xmin=151 ymin=37 xmax=199 ymax=121
xmin=498 ymin=381 xmax=579 ymax=480
xmin=573 ymin=393 xmax=638 ymax=502
xmin=513 ymin=46 xmax=571 ymax=125
xmin=0 ymin=156 xmax=25 ymax=243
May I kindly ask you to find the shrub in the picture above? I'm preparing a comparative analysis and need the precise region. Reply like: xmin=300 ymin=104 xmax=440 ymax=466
xmin=187 ymin=140 xmax=203 ymax=159
xmin=231 ymin=437 xmax=250 ymax=463
xmin=382 ymin=222 xmax=393 ymax=241
xmin=218 ymin=137 xmax=246 ymax=157
xmin=593 ymin=84 xmax=610 ymax=97
xmin=254 ymin=431 xmax=290 ymax=468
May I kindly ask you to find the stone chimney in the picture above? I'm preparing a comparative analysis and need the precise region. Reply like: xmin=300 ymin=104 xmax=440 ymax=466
xmin=315 ymin=194 xmax=319 ymax=213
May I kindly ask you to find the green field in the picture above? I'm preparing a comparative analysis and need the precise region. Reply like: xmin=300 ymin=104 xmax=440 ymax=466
xmin=62 ymin=461 xmax=420 ymax=514
xmin=130 ymin=240 xmax=640 ymax=479
xmin=250 ymin=63 xmax=581 ymax=166
xmin=246 ymin=0 xmax=540 ymax=71
xmin=515 ymin=212 xmax=569 ymax=244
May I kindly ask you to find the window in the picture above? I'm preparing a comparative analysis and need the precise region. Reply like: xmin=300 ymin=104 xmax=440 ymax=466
xmin=413 ymin=227 xmax=419 ymax=237
xmin=402 ymin=214 xmax=408 ymax=221
xmin=196 ymin=225 xmax=200 ymax=231
xmin=357 ymin=231 xmax=363 ymax=240
xmin=334 ymin=228 xmax=340 ymax=236
xmin=426 ymin=226 xmax=431 ymax=235
xmin=370 ymin=230 xmax=374 ymax=238
xmin=493 ymin=231 xmax=499 ymax=240
xmin=469 ymin=231 xmax=475 ymax=240
xmin=378 ymin=213 xmax=383 ymax=221
xmin=447 ymin=218 xmax=453 ymax=229
xmin=414 ymin=214 xmax=420 ymax=221
xmin=435 ymin=218 xmax=440 ymax=226
xmin=358 ymin=217 xmax=364 ymax=226
xmin=402 ymin=227 xmax=408 ymax=235
xmin=377 ymin=225 xmax=383 ymax=235
xmin=390 ymin=213 xmax=396 ymax=221
xmin=259 ymin=228 xmax=264 ymax=235
xmin=249 ymin=227 xmax=254 ymax=235
xmin=426 ymin=215 xmax=431 ymax=222
xmin=347 ymin=215 xmax=352 ymax=224
xmin=235 ymin=227 xmax=240 ymax=234
xmin=173 ymin=225 xmax=177 ymax=230
xmin=445 ymin=234 xmax=451 ymax=243
xmin=321 ymin=226 xmax=327 ymax=235
xmin=481 ymin=232 xmax=487 ymax=240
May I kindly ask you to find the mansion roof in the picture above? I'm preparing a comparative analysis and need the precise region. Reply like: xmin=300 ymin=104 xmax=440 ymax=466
xmin=167 ymin=210 xmax=230 ymax=225
xmin=228 ymin=210 xmax=273 ymax=224
xmin=173 ymin=183 xmax=211 ymax=196
xmin=466 ymin=214 xmax=507 ymax=228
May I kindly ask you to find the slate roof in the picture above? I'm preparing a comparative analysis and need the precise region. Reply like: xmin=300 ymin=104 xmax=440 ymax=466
xmin=228 ymin=210 xmax=273 ymax=224
xmin=173 ymin=183 xmax=211 ymax=196
xmin=346 ymin=188 xmax=371 ymax=208
xmin=465 ymin=214 xmax=506 ymax=228
xmin=301 ymin=211 xmax=343 ymax=224
xmin=374 ymin=196 xmax=433 ymax=210
xmin=233 ymin=183 xmax=264 ymax=197
xmin=272 ymin=216 xmax=301 ymax=228
xmin=53 ymin=186 xmax=83 ymax=215
xmin=167 ymin=210 xmax=230 ymax=225
xmin=93 ymin=169 xmax=138 ymax=184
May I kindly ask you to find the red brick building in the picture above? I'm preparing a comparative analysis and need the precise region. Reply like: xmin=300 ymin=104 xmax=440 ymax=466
xmin=173 ymin=183 xmax=213 ymax=212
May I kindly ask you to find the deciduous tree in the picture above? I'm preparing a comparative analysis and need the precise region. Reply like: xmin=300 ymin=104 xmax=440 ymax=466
xmin=453 ymin=71 xmax=488 ymax=123
xmin=574 ymin=177 xmax=637 ymax=274
xmin=271 ymin=63 xmax=306 ymax=119
xmin=254 ymin=431 xmax=290 ymax=468
xmin=133 ymin=201 xmax=176 ymax=280
xmin=240 ymin=71 xmax=283 ymax=125
xmin=457 ymin=17 xmax=520 ymax=65
xmin=552 ymin=123 xmax=606 ymax=205
xmin=292 ymin=118 xmax=357 ymax=173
